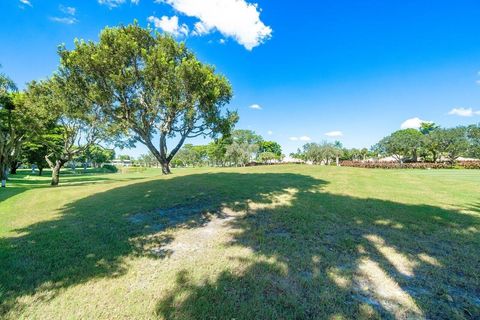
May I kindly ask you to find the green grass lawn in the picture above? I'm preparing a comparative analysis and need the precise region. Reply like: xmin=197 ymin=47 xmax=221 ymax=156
xmin=0 ymin=165 xmax=479 ymax=319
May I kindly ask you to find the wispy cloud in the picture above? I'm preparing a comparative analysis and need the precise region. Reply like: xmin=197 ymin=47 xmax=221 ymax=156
xmin=400 ymin=117 xmax=429 ymax=129
xmin=289 ymin=136 xmax=311 ymax=141
xmin=19 ymin=0 xmax=32 ymax=7
xmin=267 ymin=130 xmax=273 ymax=135
xmin=159 ymin=0 xmax=272 ymax=50
xmin=147 ymin=16 xmax=189 ymax=37
xmin=249 ymin=104 xmax=262 ymax=110
xmin=448 ymin=107 xmax=480 ymax=117
xmin=98 ymin=0 xmax=138 ymax=8
xmin=60 ymin=5 xmax=76 ymax=15
xmin=50 ymin=5 xmax=78 ymax=25
xmin=50 ymin=17 xmax=78 ymax=24
xmin=325 ymin=131 xmax=343 ymax=137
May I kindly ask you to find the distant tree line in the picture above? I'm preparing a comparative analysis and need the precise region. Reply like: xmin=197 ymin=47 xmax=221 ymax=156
xmin=290 ymin=122 xmax=480 ymax=167
xmin=373 ymin=123 xmax=480 ymax=164
xmin=170 ymin=129 xmax=283 ymax=167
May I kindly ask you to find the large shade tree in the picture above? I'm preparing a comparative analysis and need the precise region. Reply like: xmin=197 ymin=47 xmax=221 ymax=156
xmin=259 ymin=141 xmax=282 ymax=157
xmin=467 ymin=124 xmax=480 ymax=158
xmin=26 ymin=76 xmax=104 ymax=186
xmin=374 ymin=129 xmax=423 ymax=163
xmin=59 ymin=23 xmax=237 ymax=174
xmin=1 ymin=73 xmax=48 ymax=187
xmin=435 ymin=126 xmax=469 ymax=163
xmin=0 ymin=70 xmax=17 ymax=186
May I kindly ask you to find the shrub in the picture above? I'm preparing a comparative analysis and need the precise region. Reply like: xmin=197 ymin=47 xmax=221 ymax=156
xmin=102 ymin=164 xmax=118 ymax=173
xmin=339 ymin=161 xmax=480 ymax=169
xmin=460 ymin=161 xmax=480 ymax=169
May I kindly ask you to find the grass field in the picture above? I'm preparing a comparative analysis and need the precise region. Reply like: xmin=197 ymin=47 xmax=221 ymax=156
xmin=0 ymin=165 xmax=479 ymax=319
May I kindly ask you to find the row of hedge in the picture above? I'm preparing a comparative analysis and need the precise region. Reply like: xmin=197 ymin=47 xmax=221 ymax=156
xmin=339 ymin=161 xmax=480 ymax=169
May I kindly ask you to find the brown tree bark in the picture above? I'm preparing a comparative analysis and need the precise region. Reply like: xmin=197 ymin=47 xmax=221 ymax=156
xmin=50 ymin=160 xmax=65 ymax=186
xmin=10 ymin=162 xmax=19 ymax=174
xmin=45 ymin=155 xmax=67 ymax=186
xmin=1 ymin=163 xmax=7 ymax=188
xmin=160 ymin=160 xmax=171 ymax=175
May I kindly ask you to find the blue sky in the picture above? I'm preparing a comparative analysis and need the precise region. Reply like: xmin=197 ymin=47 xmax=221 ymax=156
xmin=1 ymin=0 xmax=480 ymax=157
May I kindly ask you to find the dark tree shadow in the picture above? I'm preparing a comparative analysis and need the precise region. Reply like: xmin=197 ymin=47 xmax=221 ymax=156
xmin=1 ymin=172 xmax=479 ymax=319
xmin=0 ymin=173 xmax=323 ymax=316
xmin=153 ymin=175 xmax=480 ymax=319
xmin=0 ymin=169 xmax=144 ymax=202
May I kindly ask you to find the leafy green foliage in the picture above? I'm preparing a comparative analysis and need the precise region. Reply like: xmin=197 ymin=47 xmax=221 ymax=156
xmin=434 ymin=126 xmax=469 ymax=163
xmin=257 ymin=151 xmax=278 ymax=163
xmin=102 ymin=164 xmax=118 ymax=173
xmin=374 ymin=129 xmax=423 ymax=163
xmin=467 ymin=124 xmax=480 ymax=158
xmin=225 ymin=141 xmax=258 ymax=166
xmin=78 ymin=145 xmax=115 ymax=167
xmin=25 ymin=73 xmax=106 ymax=185
xmin=1 ymin=89 xmax=50 ymax=184
xmin=259 ymin=141 xmax=282 ymax=156
xmin=419 ymin=121 xmax=439 ymax=135
xmin=298 ymin=141 xmax=343 ymax=165
xmin=58 ymin=22 xmax=237 ymax=173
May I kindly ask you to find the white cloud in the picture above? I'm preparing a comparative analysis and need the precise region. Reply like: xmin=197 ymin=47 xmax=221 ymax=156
xmin=289 ymin=136 xmax=311 ymax=141
xmin=400 ymin=117 xmax=429 ymax=129
xmin=193 ymin=21 xmax=213 ymax=36
xmin=325 ymin=131 xmax=343 ymax=137
xmin=98 ymin=0 xmax=138 ymax=8
xmin=147 ymin=16 xmax=189 ymax=37
xmin=267 ymin=130 xmax=273 ymax=135
xmin=50 ymin=17 xmax=78 ymax=24
xmin=448 ymin=107 xmax=480 ymax=117
xmin=249 ymin=104 xmax=262 ymax=110
xmin=51 ymin=5 xmax=77 ymax=24
xmin=19 ymin=0 xmax=32 ymax=7
xmin=60 ymin=5 xmax=76 ymax=15
xmin=160 ymin=0 xmax=272 ymax=50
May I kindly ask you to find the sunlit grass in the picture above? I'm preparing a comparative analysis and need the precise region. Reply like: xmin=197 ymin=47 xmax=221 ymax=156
xmin=1 ymin=165 xmax=479 ymax=319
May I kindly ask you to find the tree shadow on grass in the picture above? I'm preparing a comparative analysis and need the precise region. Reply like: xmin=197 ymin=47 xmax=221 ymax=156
xmin=0 ymin=172 xmax=323 ymax=316
xmin=0 ymin=172 xmax=479 ymax=319
xmin=0 ymin=170 xmax=145 ymax=203
xmin=154 ymin=176 xmax=480 ymax=319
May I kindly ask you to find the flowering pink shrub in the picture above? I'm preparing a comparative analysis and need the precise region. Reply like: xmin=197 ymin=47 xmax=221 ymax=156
xmin=340 ymin=161 xmax=480 ymax=169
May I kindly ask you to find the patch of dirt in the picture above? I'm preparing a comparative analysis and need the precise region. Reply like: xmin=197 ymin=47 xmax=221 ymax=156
xmin=159 ymin=214 xmax=236 ymax=259
xmin=127 ymin=202 xmax=245 ymax=259
xmin=127 ymin=201 xmax=219 ymax=232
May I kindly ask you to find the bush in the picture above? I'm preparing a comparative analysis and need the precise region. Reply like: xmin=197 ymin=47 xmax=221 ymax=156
xmin=102 ymin=164 xmax=118 ymax=173
xmin=460 ymin=161 xmax=480 ymax=169
xmin=339 ymin=161 xmax=480 ymax=169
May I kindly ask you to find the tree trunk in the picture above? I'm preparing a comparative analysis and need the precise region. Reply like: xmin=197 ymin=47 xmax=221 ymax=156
xmin=10 ymin=162 xmax=19 ymax=174
xmin=51 ymin=160 xmax=66 ymax=186
xmin=38 ymin=166 xmax=43 ymax=176
xmin=1 ymin=163 xmax=7 ymax=188
xmin=161 ymin=161 xmax=171 ymax=174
